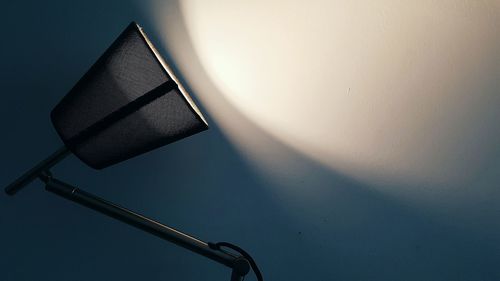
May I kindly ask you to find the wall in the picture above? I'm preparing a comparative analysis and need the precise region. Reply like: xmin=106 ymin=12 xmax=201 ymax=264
xmin=0 ymin=1 xmax=498 ymax=280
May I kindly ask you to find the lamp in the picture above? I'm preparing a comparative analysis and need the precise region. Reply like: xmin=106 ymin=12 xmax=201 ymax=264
xmin=5 ymin=22 xmax=262 ymax=281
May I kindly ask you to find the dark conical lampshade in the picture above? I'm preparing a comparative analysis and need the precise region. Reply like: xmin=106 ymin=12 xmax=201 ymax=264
xmin=51 ymin=22 xmax=208 ymax=169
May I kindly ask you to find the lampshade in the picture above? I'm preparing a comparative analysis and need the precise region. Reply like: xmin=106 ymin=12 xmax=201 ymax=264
xmin=50 ymin=22 xmax=208 ymax=169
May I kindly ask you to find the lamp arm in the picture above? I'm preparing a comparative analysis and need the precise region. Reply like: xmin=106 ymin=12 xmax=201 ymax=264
xmin=4 ymin=146 xmax=70 ymax=195
xmin=43 ymin=175 xmax=250 ymax=280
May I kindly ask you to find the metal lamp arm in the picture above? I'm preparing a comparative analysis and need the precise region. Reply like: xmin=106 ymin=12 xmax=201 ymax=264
xmin=41 ymin=174 xmax=250 ymax=281
xmin=5 ymin=146 xmax=70 ymax=195
xmin=4 ymin=147 xmax=255 ymax=281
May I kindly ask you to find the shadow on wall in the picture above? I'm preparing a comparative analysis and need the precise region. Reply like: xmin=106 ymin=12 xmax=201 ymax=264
xmin=0 ymin=0 xmax=499 ymax=281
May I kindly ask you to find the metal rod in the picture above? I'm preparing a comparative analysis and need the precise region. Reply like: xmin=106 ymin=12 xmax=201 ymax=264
xmin=5 ymin=146 xmax=70 ymax=195
xmin=44 ymin=177 xmax=250 ymax=276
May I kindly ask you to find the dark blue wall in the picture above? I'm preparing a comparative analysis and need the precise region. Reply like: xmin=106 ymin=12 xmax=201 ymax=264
xmin=1 ymin=1 xmax=498 ymax=280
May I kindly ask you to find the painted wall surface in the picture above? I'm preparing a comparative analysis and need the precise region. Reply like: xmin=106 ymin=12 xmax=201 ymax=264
xmin=0 ymin=1 xmax=499 ymax=280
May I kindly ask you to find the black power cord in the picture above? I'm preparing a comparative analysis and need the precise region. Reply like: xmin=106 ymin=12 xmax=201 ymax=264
xmin=208 ymin=242 xmax=263 ymax=281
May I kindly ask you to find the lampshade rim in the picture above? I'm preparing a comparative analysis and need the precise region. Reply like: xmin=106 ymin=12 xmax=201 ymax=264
xmin=133 ymin=21 xmax=209 ymax=128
